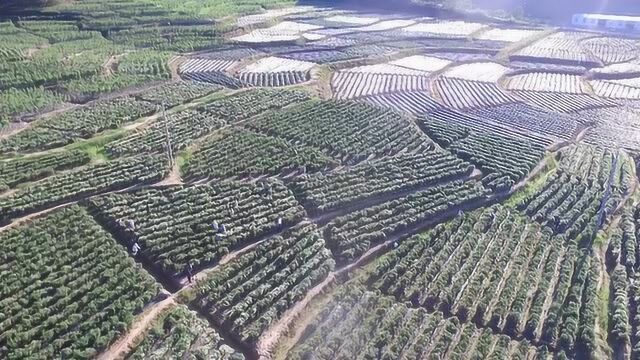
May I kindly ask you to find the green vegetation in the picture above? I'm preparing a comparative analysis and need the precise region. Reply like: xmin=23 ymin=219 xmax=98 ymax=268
xmin=0 ymin=205 xmax=160 ymax=358
xmin=127 ymin=305 xmax=244 ymax=359
xmin=88 ymin=180 xmax=305 ymax=276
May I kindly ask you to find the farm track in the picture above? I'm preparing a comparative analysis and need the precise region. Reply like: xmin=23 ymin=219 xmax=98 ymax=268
xmin=96 ymin=297 xmax=176 ymax=360
xmin=95 ymin=224 xmax=284 ymax=360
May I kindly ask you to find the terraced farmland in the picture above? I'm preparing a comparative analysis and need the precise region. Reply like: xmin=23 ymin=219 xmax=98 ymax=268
xmin=2 ymin=2 xmax=640 ymax=360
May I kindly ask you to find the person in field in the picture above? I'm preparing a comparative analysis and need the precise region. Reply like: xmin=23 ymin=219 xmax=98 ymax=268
xmin=131 ymin=241 xmax=141 ymax=256
xmin=185 ymin=261 xmax=194 ymax=284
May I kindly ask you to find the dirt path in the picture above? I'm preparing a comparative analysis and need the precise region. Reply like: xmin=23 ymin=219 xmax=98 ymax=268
xmin=95 ymin=229 xmax=279 ymax=359
xmin=256 ymin=274 xmax=336 ymax=359
xmin=153 ymin=161 xmax=184 ymax=187
xmin=168 ymin=56 xmax=184 ymax=81
xmin=102 ymin=54 xmax=124 ymax=76
xmin=96 ymin=296 xmax=176 ymax=360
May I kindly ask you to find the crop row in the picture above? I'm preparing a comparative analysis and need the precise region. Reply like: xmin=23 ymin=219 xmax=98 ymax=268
xmin=608 ymin=204 xmax=640 ymax=358
xmin=421 ymin=102 xmax=553 ymax=148
xmin=0 ymin=205 xmax=160 ymax=359
xmin=183 ymin=128 xmax=336 ymax=180
xmin=420 ymin=117 xmax=545 ymax=191
xmin=237 ymin=71 xmax=309 ymax=87
xmin=370 ymin=206 xmax=599 ymax=355
xmin=0 ymin=96 xmax=156 ymax=154
xmin=581 ymin=107 xmax=640 ymax=152
xmin=580 ymin=37 xmax=638 ymax=65
xmin=280 ymin=49 xmax=356 ymax=64
xmin=135 ymin=81 xmax=224 ymax=107
xmin=291 ymin=150 xmax=473 ymax=213
xmin=0 ymin=86 xmax=66 ymax=122
xmin=88 ymin=180 xmax=305 ymax=276
xmin=505 ymin=72 xmax=587 ymax=94
xmin=179 ymin=58 xmax=237 ymax=74
xmin=181 ymin=70 xmax=247 ymax=89
xmin=106 ymin=89 xmax=310 ymax=156
xmin=246 ymin=100 xmax=431 ymax=163
xmin=362 ymin=90 xmax=442 ymax=115
xmin=434 ymin=77 xmax=519 ymax=110
xmin=511 ymin=90 xmax=617 ymax=113
xmin=195 ymin=223 xmax=334 ymax=344
xmin=0 ymin=154 xmax=167 ymax=224
xmin=109 ymin=25 xmax=225 ymax=52
xmin=127 ymin=304 xmax=242 ymax=359
xmin=512 ymin=32 xmax=600 ymax=66
xmin=0 ymin=149 xmax=90 ymax=191
xmin=467 ymin=103 xmax=583 ymax=141
xmin=518 ymin=145 xmax=632 ymax=236
xmin=325 ymin=179 xmax=489 ymax=263
xmin=288 ymin=284 xmax=545 ymax=360
xmin=591 ymin=80 xmax=640 ymax=100
xmin=332 ymin=72 xmax=429 ymax=100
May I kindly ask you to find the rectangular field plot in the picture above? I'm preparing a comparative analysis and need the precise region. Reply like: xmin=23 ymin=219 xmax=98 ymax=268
xmin=518 ymin=145 xmax=634 ymax=235
xmin=434 ymin=78 xmax=520 ymax=110
xmin=442 ymin=62 xmax=510 ymax=83
xmin=194 ymin=223 xmax=334 ymax=345
xmin=240 ymin=56 xmax=315 ymax=73
xmin=467 ymin=103 xmax=585 ymax=141
xmin=181 ymin=71 xmax=247 ymax=88
xmin=127 ymin=304 xmax=242 ymax=359
xmin=237 ymin=72 xmax=309 ymax=87
xmin=179 ymin=58 xmax=237 ymax=74
xmin=0 ymin=149 xmax=90 ymax=191
xmin=420 ymin=103 xmax=552 ymax=147
xmin=342 ymin=63 xmax=430 ymax=76
xmin=511 ymin=90 xmax=618 ymax=113
xmin=401 ymin=21 xmax=486 ymax=38
xmin=291 ymin=150 xmax=474 ymax=213
xmin=361 ymin=91 xmax=442 ymax=115
xmin=354 ymin=19 xmax=416 ymax=32
xmin=0 ymin=97 xmax=157 ymax=154
xmin=279 ymin=49 xmax=353 ymax=63
xmin=580 ymin=107 xmax=640 ymax=151
xmin=288 ymin=284 xmax=545 ymax=360
xmin=389 ymin=55 xmax=452 ymax=72
xmin=0 ymin=155 xmax=168 ymax=224
xmin=135 ymin=81 xmax=224 ymax=108
xmin=0 ymin=205 xmax=160 ymax=359
xmin=196 ymin=47 xmax=264 ymax=61
xmin=183 ymin=128 xmax=337 ymax=180
xmin=325 ymin=179 xmax=489 ymax=263
xmin=87 ymin=181 xmax=305 ymax=277
xmin=332 ymin=72 xmax=430 ymax=99
xmin=505 ymin=72 xmax=588 ymax=94
xmin=419 ymin=116 xmax=546 ymax=191
xmin=246 ymin=100 xmax=431 ymax=163
xmin=476 ymin=28 xmax=542 ymax=43
xmin=369 ymin=206 xmax=598 ymax=355
xmin=509 ymin=61 xmax=587 ymax=73
xmin=590 ymin=79 xmax=640 ymax=100
xmin=512 ymin=32 xmax=600 ymax=66
xmin=323 ymin=15 xmax=380 ymax=26
xmin=106 ymin=89 xmax=310 ymax=156
xmin=424 ymin=51 xmax=497 ymax=62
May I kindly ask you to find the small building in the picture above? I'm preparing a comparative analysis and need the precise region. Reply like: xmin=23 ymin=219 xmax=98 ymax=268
xmin=572 ymin=13 xmax=640 ymax=32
